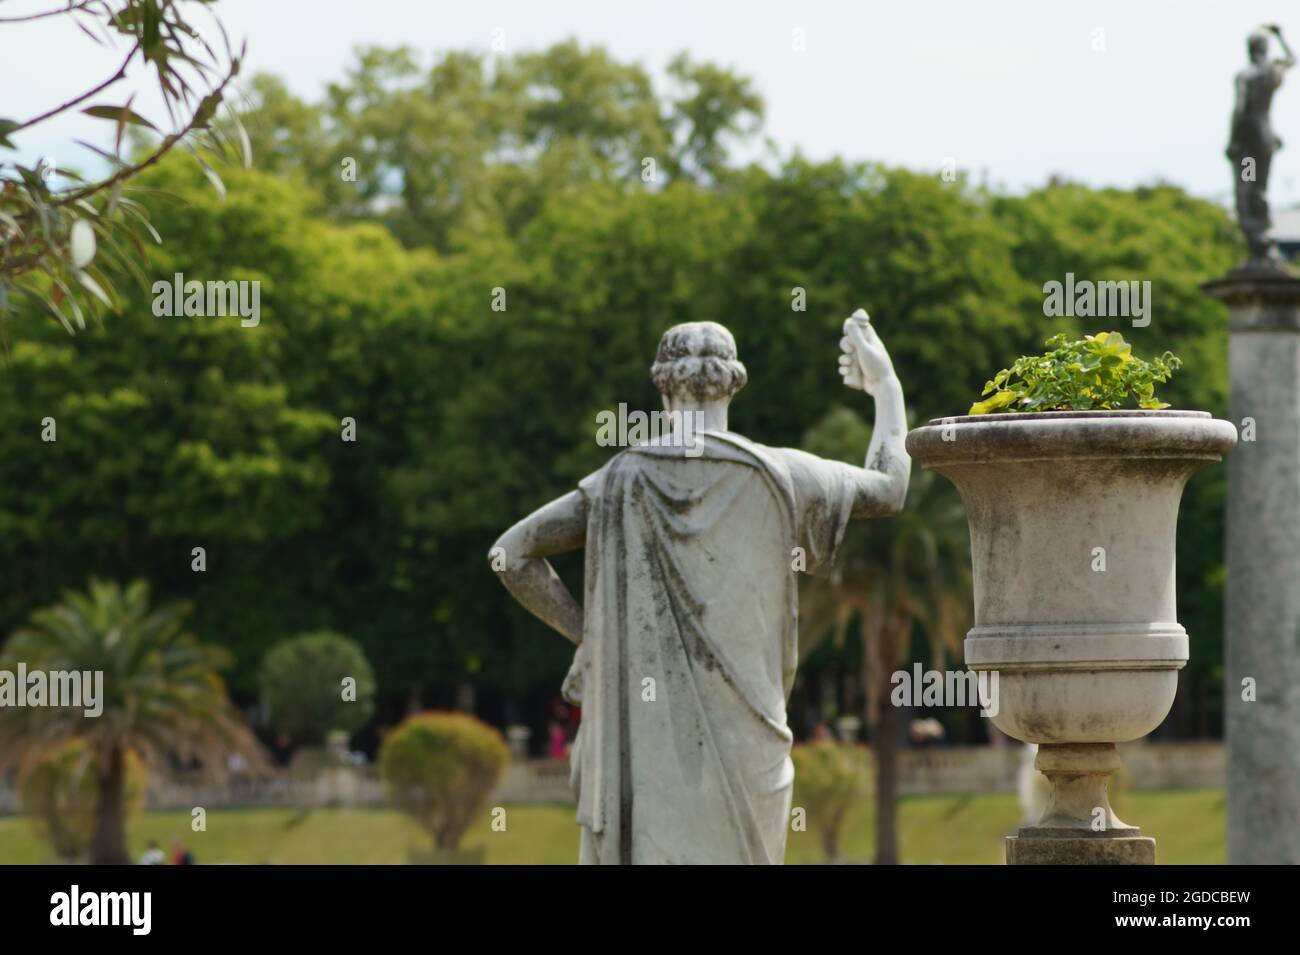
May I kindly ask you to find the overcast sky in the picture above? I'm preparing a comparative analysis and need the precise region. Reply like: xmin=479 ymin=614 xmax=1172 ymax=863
xmin=4 ymin=0 xmax=1298 ymax=207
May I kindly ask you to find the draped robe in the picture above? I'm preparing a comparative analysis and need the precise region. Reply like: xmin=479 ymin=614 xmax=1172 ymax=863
xmin=562 ymin=431 xmax=859 ymax=864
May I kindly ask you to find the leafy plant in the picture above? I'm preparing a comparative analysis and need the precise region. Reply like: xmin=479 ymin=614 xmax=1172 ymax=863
xmin=379 ymin=711 xmax=508 ymax=853
xmin=0 ymin=0 xmax=246 ymax=342
xmin=791 ymin=739 xmax=872 ymax=863
xmin=969 ymin=331 xmax=1181 ymax=414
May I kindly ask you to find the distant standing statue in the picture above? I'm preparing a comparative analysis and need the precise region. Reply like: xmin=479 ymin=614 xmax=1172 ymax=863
xmin=490 ymin=312 xmax=909 ymax=864
xmin=1227 ymin=24 xmax=1296 ymax=272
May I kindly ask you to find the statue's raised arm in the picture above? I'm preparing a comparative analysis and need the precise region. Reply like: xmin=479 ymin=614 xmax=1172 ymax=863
xmin=1268 ymin=24 xmax=1296 ymax=72
xmin=838 ymin=308 xmax=910 ymax=515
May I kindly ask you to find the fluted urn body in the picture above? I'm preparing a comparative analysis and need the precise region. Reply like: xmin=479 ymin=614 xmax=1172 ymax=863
xmin=906 ymin=410 xmax=1236 ymax=863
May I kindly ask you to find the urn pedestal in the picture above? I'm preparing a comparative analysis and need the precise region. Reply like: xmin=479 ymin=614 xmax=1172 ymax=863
xmin=906 ymin=411 xmax=1236 ymax=865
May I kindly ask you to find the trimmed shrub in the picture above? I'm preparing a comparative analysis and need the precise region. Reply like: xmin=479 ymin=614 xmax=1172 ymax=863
xmin=261 ymin=631 xmax=376 ymax=745
xmin=791 ymin=740 xmax=872 ymax=863
xmin=379 ymin=712 xmax=509 ymax=852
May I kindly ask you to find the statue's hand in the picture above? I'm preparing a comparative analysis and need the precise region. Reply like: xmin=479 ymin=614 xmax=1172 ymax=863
xmin=1267 ymin=23 xmax=1283 ymax=35
xmin=839 ymin=309 xmax=896 ymax=396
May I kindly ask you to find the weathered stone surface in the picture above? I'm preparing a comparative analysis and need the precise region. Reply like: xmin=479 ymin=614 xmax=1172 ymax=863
xmin=1205 ymin=276 xmax=1300 ymax=865
xmin=1007 ymin=833 xmax=1155 ymax=866
xmin=492 ymin=315 xmax=911 ymax=863
xmin=908 ymin=411 xmax=1235 ymax=864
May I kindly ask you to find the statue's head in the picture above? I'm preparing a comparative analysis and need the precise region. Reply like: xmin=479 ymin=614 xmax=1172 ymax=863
xmin=651 ymin=322 xmax=748 ymax=404
xmin=1249 ymin=30 xmax=1269 ymax=63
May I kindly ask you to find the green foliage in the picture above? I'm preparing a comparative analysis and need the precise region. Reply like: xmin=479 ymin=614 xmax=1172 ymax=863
xmin=798 ymin=406 xmax=972 ymax=862
xmin=0 ymin=578 xmax=256 ymax=768
xmin=969 ymin=331 xmax=1182 ymax=414
xmin=666 ymin=52 xmax=764 ymax=180
xmin=798 ymin=408 xmax=972 ymax=678
xmin=261 ymin=632 xmax=376 ymax=744
xmin=378 ymin=712 xmax=509 ymax=851
xmin=0 ymin=157 xmax=422 ymax=695
xmin=17 ymin=739 xmax=146 ymax=861
xmin=0 ymin=0 xmax=245 ymax=337
xmin=232 ymin=41 xmax=763 ymax=251
xmin=791 ymin=740 xmax=872 ymax=862
xmin=0 ymin=578 xmax=259 ymax=862
xmin=0 ymin=42 xmax=1239 ymax=741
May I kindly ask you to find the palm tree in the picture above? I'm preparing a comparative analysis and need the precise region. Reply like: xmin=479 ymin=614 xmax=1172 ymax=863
xmin=0 ymin=579 xmax=262 ymax=864
xmin=799 ymin=408 xmax=971 ymax=864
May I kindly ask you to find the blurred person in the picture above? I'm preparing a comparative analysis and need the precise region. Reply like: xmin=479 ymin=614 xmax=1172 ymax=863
xmin=272 ymin=733 xmax=293 ymax=766
xmin=909 ymin=717 xmax=946 ymax=747
xmin=547 ymin=720 xmax=568 ymax=759
xmin=1016 ymin=743 xmax=1049 ymax=826
xmin=139 ymin=840 xmax=165 ymax=865
xmin=171 ymin=839 xmax=194 ymax=865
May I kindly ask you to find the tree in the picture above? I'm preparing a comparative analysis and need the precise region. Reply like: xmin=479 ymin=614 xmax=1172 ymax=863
xmin=666 ymin=52 xmax=764 ymax=183
xmin=231 ymin=41 xmax=765 ymax=253
xmin=261 ymin=631 xmax=376 ymax=745
xmin=799 ymin=407 xmax=971 ymax=865
xmin=1 ymin=0 xmax=245 ymax=336
xmin=0 ymin=155 xmax=417 ymax=696
xmin=0 ymin=578 xmax=261 ymax=864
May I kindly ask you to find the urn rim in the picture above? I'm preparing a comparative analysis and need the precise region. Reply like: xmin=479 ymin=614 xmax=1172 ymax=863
xmin=905 ymin=408 xmax=1238 ymax=466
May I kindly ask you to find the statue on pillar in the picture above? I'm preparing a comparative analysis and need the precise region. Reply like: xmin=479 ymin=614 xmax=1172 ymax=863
xmin=1227 ymin=24 xmax=1296 ymax=273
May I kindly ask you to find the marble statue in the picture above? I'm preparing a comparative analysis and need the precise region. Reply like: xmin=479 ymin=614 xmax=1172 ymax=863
xmin=1227 ymin=24 xmax=1295 ymax=272
xmin=490 ymin=312 xmax=909 ymax=863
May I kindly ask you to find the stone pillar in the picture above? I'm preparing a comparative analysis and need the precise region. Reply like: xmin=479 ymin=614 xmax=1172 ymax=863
xmin=1204 ymin=274 xmax=1300 ymax=864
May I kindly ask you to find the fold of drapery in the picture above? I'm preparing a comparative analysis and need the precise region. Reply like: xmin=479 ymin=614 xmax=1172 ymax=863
xmin=564 ymin=431 xmax=809 ymax=864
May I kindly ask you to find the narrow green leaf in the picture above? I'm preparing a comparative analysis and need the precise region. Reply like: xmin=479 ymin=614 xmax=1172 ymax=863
xmin=81 ymin=104 xmax=159 ymax=132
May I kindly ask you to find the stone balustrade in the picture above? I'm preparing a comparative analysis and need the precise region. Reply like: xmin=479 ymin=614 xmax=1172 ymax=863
xmin=0 ymin=741 xmax=1228 ymax=816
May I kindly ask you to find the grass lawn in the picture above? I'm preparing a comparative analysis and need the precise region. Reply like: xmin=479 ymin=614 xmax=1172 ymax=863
xmin=0 ymin=788 xmax=1225 ymax=864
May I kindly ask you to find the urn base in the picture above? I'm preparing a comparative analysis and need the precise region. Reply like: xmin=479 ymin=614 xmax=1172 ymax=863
xmin=1006 ymin=832 xmax=1155 ymax=865
xmin=1008 ymin=743 xmax=1155 ymax=864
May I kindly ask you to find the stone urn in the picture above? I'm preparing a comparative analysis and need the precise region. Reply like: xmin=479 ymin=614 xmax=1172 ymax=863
xmin=905 ymin=410 xmax=1236 ymax=864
